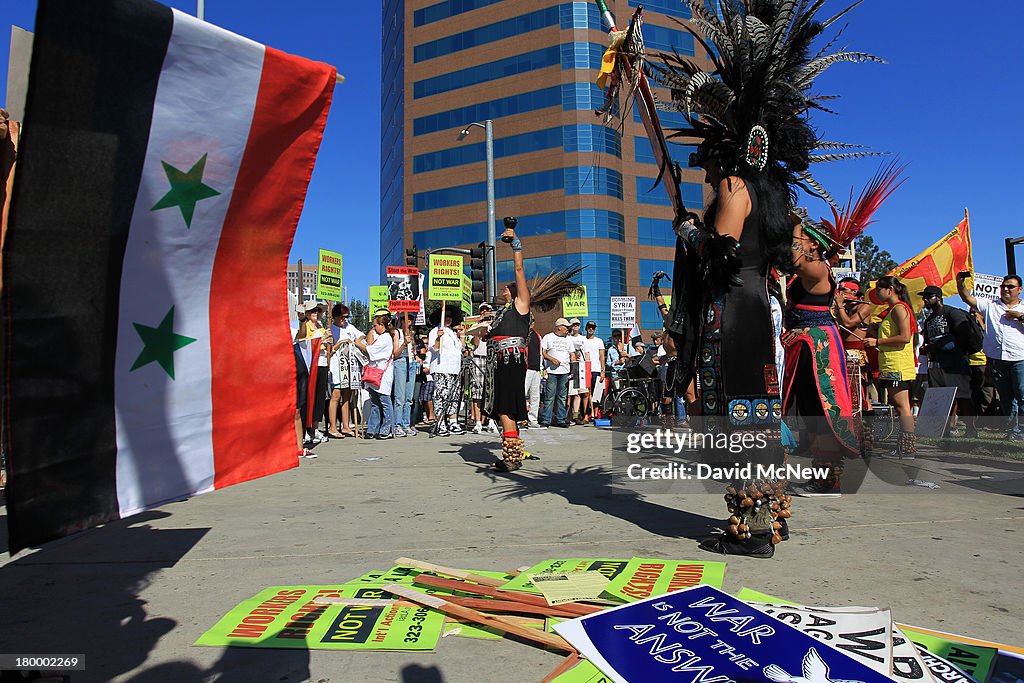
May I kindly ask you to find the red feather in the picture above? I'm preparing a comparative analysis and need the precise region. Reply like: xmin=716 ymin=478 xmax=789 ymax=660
xmin=821 ymin=160 xmax=908 ymax=260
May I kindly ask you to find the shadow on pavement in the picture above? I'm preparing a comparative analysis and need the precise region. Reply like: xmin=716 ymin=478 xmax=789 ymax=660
xmin=0 ymin=510 xmax=312 ymax=682
xmin=401 ymin=664 xmax=445 ymax=682
xmin=484 ymin=464 xmax=720 ymax=539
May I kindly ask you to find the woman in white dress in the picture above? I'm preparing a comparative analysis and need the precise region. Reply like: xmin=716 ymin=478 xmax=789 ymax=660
xmin=355 ymin=310 xmax=401 ymax=439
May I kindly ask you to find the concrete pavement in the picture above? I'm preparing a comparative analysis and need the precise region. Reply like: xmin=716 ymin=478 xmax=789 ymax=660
xmin=1 ymin=424 xmax=1022 ymax=682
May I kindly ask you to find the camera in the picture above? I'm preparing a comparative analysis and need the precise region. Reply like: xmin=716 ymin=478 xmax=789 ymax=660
xmin=502 ymin=216 xmax=517 ymax=242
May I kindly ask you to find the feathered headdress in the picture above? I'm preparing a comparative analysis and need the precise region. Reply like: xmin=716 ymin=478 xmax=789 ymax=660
xmin=650 ymin=0 xmax=886 ymax=207
xmin=524 ymin=266 xmax=585 ymax=312
xmin=803 ymin=160 xmax=907 ymax=262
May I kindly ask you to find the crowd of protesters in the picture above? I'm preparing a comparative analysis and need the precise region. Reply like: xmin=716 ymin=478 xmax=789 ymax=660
xmin=289 ymin=269 xmax=1024 ymax=460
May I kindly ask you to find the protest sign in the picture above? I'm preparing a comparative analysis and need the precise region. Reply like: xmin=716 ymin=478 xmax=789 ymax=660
xmin=734 ymin=588 xmax=796 ymax=605
xmin=528 ymin=571 xmax=611 ymax=605
xmin=563 ymin=286 xmax=589 ymax=317
xmin=602 ymin=559 xmax=727 ymax=603
xmin=751 ymin=602 xmax=894 ymax=675
xmin=195 ymin=584 xmax=444 ymax=650
xmin=891 ymin=625 xmax=939 ymax=683
xmin=386 ymin=265 xmax=420 ymax=313
xmin=416 ymin=274 xmax=426 ymax=324
xmin=554 ymin=585 xmax=896 ymax=683
xmin=462 ymin=274 xmax=473 ymax=316
xmin=428 ymin=254 xmax=463 ymax=300
xmin=610 ymin=297 xmax=636 ymax=329
xmin=968 ymin=272 xmax=1002 ymax=301
xmin=902 ymin=626 xmax=998 ymax=681
xmin=914 ymin=647 xmax=980 ymax=683
xmin=500 ymin=559 xmax=632 ymax=596
xmin=316 ymin=249 xmax=342 ymax=300
xmin=369 ymin=285 xmax=388 ymax=315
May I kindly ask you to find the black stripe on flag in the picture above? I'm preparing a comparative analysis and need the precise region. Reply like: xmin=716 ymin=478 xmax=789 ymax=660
xmin=2 ymin=0 xmax=174 ymax=553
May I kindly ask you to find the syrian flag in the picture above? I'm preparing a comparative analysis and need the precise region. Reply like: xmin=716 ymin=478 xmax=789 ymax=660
xmin=2 ymin=0 xmax=335 ymax=553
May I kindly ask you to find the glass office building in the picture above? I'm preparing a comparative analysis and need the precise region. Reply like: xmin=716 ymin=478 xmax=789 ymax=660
xmin=380 ymin=0 xmax=710 ymax=334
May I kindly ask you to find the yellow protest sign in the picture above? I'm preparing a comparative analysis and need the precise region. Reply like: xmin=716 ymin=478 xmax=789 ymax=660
xmin=562 ymin=286 xmax=588 ymax=317
xmin=428 ymin=254 xmax=463 ymax=301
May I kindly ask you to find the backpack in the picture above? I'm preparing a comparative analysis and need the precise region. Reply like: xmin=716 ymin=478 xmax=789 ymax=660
xmin=952 ymin=308 xmax=984 ymax=355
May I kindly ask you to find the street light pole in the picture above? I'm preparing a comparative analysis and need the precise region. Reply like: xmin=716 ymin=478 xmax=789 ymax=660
xmin=484 ymin=120 xmax=496 ymax=303
xmin=457 ymin=120 xmax=497 ymax=302
xmin=197 ymin=0 xmax=204 ymax=20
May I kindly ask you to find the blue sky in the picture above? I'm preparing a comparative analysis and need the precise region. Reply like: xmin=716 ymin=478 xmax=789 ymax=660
xmin=3 ymin=0 xmax=1024 ymax=303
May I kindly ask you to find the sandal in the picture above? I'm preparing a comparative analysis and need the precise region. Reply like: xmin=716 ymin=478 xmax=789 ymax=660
xmin=328 ymin=431 xmax=345 ymax=439
xmin=340 ymin=430 xmax=356 ymax=437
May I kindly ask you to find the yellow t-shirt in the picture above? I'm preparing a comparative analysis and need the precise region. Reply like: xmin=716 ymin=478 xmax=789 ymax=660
xmin=877 ymin=304 xmax=917 ymax=381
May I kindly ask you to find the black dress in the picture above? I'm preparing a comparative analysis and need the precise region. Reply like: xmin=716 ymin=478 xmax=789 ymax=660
xmin=697 ymin=184 xmax=782 ymax=425
xmin=483 ymin=303 xmax=529 ymax=421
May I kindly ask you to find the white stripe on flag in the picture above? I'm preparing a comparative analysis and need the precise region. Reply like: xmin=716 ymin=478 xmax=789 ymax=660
xmin=114 ymin=10 xmax=265 ymax=516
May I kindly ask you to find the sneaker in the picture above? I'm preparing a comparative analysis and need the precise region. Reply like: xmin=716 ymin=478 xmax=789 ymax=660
xmin=406 ymin=427 xmax=418 ymax=436
xmin=449 ymin=423 xmax=465 ymax=435
xmin=698 ymin=533 xmax=774 ymax=559
xmin=394 ymin=426 xmax=407 ymax=437
xmin=792 ymin=481 xmax=841 ymax=497
xmin=487 ymin=421 xmax=500 ymax=434
xmin=432 ymin=427 xmax=449 ymax=438
xmin=314 ymin=430 xmax=328 ymax=444
xmin=1009 ymin=432 xmax=1024 ymax=442
xmin=527 ymin=422 xmax=545 ymax=430
xmin=472 ymin=422 xmax=483 ymax=434
xmin=377 ymin=433 xmax=394 ymax=440
xmin=553 ymin=422 xmax=569 ymax=428
xmin=299 ymin=448 xmax=317 ymax=459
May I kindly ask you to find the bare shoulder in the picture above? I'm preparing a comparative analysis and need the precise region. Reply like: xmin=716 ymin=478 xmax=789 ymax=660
xmin=719 ymin=176 xmax=749 ymax=197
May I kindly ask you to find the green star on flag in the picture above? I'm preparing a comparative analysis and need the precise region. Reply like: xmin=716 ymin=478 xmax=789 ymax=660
xmin=150 ymin=153 xmax=221 ymax=228
xmin=131 ymin=306 xmax=198 ymax=380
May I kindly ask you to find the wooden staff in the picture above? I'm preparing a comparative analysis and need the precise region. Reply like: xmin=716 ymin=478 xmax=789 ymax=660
xmin=381 ymin=584 xmax=575 ymax=652
xmin=395 ymin=557 xmax=506 ymax=587
xmin=412 ymin=574 xmax=603 ymax=617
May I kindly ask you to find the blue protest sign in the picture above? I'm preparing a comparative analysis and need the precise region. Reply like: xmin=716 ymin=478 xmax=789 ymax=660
xmin=554 ymin=585 xmax=897 ymax=683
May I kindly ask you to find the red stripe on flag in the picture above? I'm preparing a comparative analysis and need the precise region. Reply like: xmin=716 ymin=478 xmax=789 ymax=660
xmin=209 ymin=47 xmax=334 ymax=488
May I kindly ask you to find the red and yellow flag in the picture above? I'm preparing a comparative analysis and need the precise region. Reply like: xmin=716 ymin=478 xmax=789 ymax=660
xmin=887 ymin=211 xmax=973 ymax=313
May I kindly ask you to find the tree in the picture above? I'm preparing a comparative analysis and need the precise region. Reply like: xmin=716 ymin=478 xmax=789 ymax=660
xmin=854 ymin=235 xmax=899 ymax=283
xmin=349 ymin=299 xmax=370 ymax=332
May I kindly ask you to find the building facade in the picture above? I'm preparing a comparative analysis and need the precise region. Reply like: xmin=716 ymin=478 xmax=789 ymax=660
xmin=380 ymin=0 xmax=711 ymax=334
xmin=287 ymin=263 xmax=319 ymax=300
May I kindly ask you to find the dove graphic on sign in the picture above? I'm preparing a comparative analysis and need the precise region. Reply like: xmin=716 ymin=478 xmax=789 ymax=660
xmin=764 ymin=648 xmax=867 ymax=683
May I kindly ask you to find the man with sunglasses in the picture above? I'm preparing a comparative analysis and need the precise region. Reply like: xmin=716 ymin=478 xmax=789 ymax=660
xmin=957 ymin=272 xmax=1024 ymax=439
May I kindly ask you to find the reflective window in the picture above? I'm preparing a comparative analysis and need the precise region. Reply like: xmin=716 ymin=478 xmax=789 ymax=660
xmin=640 ymin=301 xmax=667 ymax=329
xmin=643 ymin=24 xmax=696 ymax=55
xmin=639 ymin=258 xmax=674 ymax=285
xmin=413 ymin=209 xmax=626 ymax=251
xmin=414 ymin=125 xmax=620 ymax=174
xmin=636 ymin=177 xmax=704 ymax=208
xmin=633 ymin=136 xmax=697 ymax=165
xmin=559 ymin=2 xmax=602 ymax=30
xmin=415 ymin=6 xmax=560 ymax=62
xmin=637 ymin=216 xmax=676 ymax=247
xmin=414 ymin=85 xmax=609 ymax=136
xmin=628 ymin=0 xmax=692 ymax=20
xmin=414 ymin=43 xmax=606 ymax=99
xmin=414 ymin=168 xmax=624 ymax=212
xmin=415 ymin=0 xmax=507 ymax=27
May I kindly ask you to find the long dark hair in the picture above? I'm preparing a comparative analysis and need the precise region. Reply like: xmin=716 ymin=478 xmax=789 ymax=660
xmin=876 ymin=275 xmax=912 ymax=310
xmin=703 ymin=165 xmax=794 ymax=274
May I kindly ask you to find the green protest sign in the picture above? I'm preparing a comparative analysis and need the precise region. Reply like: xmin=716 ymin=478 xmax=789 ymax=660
xmin=428 ymin=254 xmax=463 ymax=300
xmin=316 ymin=249 xmax=342 ymax=300
xmin=562 ymin=286 xmax=588 ymax=317
xmin=461 ymin=274 xmax=472 ymax=316
xmin=902 ymin=627 xmax=998 ymax=681
xmin=369 ymin=285 xmax=389 ymax=315
xmin=194 ymin=584 xmax=444 ymax=651
xmin=499 ymin=558 xmax=631 ymax=596
xmin=601 ymin=558 xmax=726 ymax=602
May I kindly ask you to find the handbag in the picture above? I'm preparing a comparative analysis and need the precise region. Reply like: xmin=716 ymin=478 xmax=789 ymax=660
xmin=361 ymin=358 xmax=392 ymax=388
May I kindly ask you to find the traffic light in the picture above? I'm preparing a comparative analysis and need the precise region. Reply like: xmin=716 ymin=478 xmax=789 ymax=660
xmin=405 ymin=244 xmax=418 ymax=267
xmin=470 ymin=242 xmax=486 ymax=304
